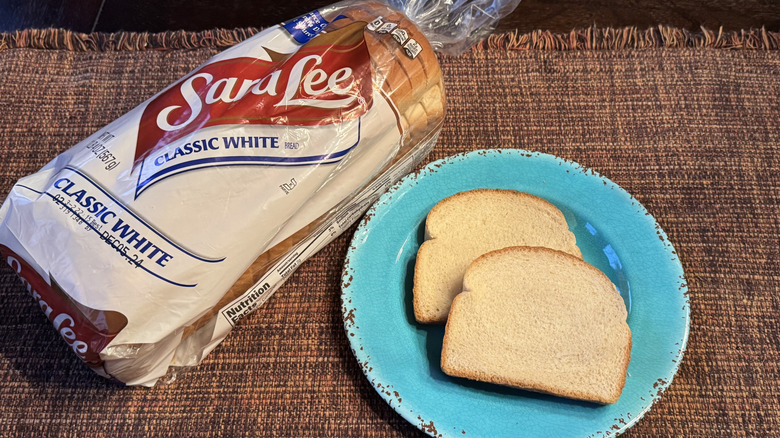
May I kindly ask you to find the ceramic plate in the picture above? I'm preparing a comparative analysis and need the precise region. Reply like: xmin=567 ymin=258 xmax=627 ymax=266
xmin=341 ymin=149 xmax=689 ymax=437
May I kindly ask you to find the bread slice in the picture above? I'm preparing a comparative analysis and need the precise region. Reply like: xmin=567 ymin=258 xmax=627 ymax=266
xmin=413 ymin=189 xmax=581 ymax=324
xmin=440 ymin=246 xmax=632 ymax=404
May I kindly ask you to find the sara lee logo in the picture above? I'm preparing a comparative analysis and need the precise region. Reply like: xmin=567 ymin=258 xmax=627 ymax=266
xmin=134 ymin=26 xmax=374 ymax=166
xmin=1 ymin=245 xmax=128 ymax=367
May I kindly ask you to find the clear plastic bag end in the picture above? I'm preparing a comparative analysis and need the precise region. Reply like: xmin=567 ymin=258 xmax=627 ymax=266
xmin=384 ymin=0 xmax=521 ymax=55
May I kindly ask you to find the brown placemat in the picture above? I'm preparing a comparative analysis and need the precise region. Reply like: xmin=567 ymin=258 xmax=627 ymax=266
xmin=0 ymin=26 xmax=778 ymax=437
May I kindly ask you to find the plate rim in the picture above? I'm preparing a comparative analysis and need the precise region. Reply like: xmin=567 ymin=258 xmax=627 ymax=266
xmin=341 ymin=148 xmax=691 ymax=437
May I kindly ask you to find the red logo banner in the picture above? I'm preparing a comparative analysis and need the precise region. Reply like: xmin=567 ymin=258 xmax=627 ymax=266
xmin=135 ymin=27 xmax=373 ymax=166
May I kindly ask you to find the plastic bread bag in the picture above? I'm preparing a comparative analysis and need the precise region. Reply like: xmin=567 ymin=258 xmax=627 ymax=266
xmin=0 ymin=0 xmax=520 ymax=386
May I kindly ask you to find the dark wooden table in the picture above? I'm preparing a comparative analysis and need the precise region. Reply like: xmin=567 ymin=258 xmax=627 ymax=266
xmin=1 ymin=0 xmax=779 ymax=33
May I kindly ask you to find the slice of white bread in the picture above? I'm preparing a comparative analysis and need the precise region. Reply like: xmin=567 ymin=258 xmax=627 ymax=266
xmin=440 ymin=246 xmax=632 ymax=404
xmin=413 ymin=189 xmax=582 ymax=324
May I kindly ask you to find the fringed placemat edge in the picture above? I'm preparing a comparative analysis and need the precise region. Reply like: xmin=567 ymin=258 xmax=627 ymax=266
xmin=479 ymin=26 xmax=780 ymax=50
xmin=0 ymin=26 xmax=778 ymax=52
xmin=0 ymin=28 xmax=261 ymax=51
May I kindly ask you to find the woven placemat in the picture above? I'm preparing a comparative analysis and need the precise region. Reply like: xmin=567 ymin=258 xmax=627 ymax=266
xmin=0 ymin=27 xmax=778 ymax=437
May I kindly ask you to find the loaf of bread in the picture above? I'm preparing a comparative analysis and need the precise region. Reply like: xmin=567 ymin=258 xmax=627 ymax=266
xmin=441 ymin=246 xmax=632 ymax=404
xmin=0 ymin=0 xmax=446 ymax=386
xmin=413 ymin=189 xmax=581 ymax=324
xmin=154 ymin=1 xmax=447 ymax=378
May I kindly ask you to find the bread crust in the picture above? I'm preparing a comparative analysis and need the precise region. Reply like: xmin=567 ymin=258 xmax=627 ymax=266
xmin=440 ymin=246 xmax=632 ymax=404
xmin=412 ymin=239 xmax=438 ymax=323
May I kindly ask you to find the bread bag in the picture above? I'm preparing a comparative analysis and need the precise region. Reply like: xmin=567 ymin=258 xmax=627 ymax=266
xmin=0 ymin=0 xmax=519 ymax=385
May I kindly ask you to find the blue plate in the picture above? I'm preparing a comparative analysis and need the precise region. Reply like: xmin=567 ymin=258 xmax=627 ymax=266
xmin=341 ymin=149 xmax=689 ymax=437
